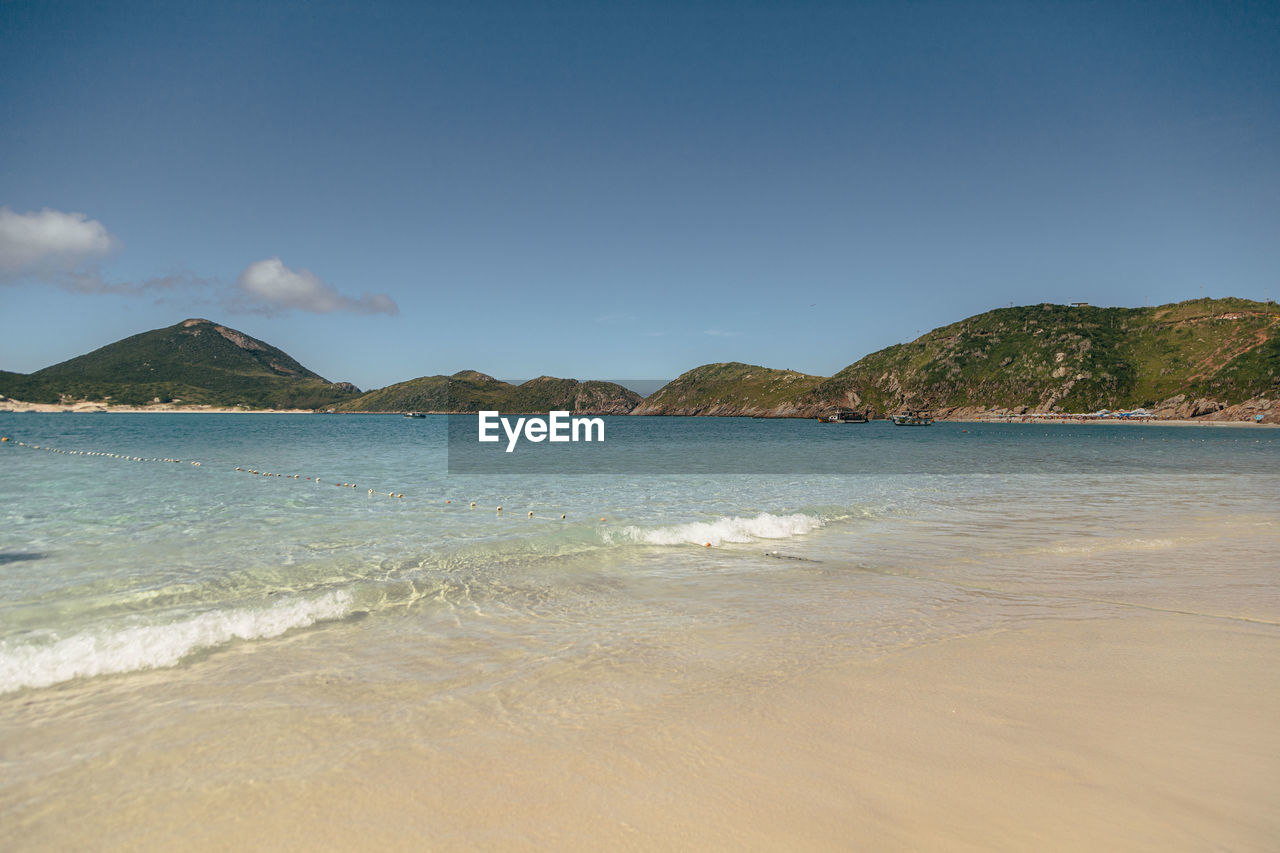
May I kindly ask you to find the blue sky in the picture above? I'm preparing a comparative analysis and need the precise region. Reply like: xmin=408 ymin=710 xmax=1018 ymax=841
xmin=2 ymin=0 xmax=1277 ymax=391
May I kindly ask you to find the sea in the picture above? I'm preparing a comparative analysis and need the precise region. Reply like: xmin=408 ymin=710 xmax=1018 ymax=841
xmin=1 ymin=412 xmax=1277 ymax=846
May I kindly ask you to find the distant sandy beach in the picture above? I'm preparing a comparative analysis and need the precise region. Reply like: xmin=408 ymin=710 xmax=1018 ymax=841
xmin=0 ymin=400 xmax=317 ymax=414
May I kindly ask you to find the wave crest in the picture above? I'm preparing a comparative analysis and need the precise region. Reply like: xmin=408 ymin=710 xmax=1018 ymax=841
xmin=0 ymin=591 xmax=351 ymax=693
xmin=618 ymin=512 xmax=825 ymax=546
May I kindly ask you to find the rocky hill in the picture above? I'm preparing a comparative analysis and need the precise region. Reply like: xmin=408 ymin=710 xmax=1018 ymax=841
xmin=628 ymin=299 xmax=1278 ymax=422
xmin=0 ymin=318 xmax=361 ymax=409
xmin=805 ymin=298 xmax=1278 ymax=420
xmin=336 ymin=372 xmax=641 ymax=414
xmin=630 ymin=362 xmax=825 ymax=416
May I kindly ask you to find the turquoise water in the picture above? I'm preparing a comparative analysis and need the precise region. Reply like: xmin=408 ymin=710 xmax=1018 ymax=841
xmin=2 ymin=413 xmax=1278 ymax=694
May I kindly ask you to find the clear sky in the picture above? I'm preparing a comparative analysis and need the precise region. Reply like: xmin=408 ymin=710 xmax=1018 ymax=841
xmin=2 ymin=0 xmax=1277 ymax=390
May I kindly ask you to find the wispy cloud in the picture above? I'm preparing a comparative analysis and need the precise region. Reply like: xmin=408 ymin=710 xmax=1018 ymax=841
xmin=0 ymin=207 xmax=398 ymax=317
xmin=0 ymin=207 xmax=119 ymax=284
xmin=235 ymin=257 xmax=398 ymax=316
xmin=703 ymin=328 xmax=738 ymax=337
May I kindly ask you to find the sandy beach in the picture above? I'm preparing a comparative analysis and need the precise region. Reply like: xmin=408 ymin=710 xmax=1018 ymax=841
xmin=0 ymin=399 xmax=319 ymax=414
xmin=4 ymin=611 xmax=1275 ymax=852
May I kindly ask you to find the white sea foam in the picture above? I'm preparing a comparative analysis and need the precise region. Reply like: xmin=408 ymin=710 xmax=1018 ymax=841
xmin=0 ymin=590 xmax=351 ymax=693
xmin=618 ymin=512 xmax=825 ymax=547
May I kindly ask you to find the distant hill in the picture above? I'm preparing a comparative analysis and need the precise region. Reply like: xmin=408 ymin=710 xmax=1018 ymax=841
xmin=630 ymin=299 xmax=1278 ymax=422
xmin=0 ymin=318 xmax=361 ymax=409
xmin=3 ymin=299 xmax=1275 ymax=420
xmin=630 ymin=362 xmax=825 ymax=416
xmin=806 ymin=298 xmax=1279 ymax=419
xmin=336 ymin=372 xmax=642 ymax=414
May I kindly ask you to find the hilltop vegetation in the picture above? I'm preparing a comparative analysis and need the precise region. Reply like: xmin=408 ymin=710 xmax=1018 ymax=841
xmin=630 ymin=362 xmax=824 ymax=416
xmin=806 ymin=298 xmax=1279 ymax=417
xmin=335 ymin=372 xmax=641 ymax=414
xmin=2 ymin=299 xmax=1275 ymax=421
xmin=0 ymin=319 xmax=360 ymax=409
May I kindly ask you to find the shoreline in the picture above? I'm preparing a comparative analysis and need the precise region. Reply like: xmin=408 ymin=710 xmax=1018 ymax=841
xmin=2 ymin=400 xmax=1275 ymax=426
xmin=0 ymin=401 xmax=319 ymax=414
xmin=946 ymin=415 xmax=1278 ymax=428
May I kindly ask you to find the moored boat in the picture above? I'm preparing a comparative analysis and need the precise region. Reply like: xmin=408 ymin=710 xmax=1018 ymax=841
xmin=404 ymin=412 xmax=426 ymax=418
xmin=818 ymin=408 xmax=868 ymax=424
xmin=891 ymin=410 xmax=933 ymax=426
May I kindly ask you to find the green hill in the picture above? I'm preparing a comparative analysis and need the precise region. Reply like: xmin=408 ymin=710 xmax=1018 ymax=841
xmin=0 ymin=318 xmax=361 ymax=409
xmin=630 ymin=299 xmax=1278 ymax=421
xmin=807 ymin=298 xmax=1279 ymax=417
xmin=336 ymin=372 xmax=641 ymax=414
xmin=631 ymin=362 xmax=825 ymax=416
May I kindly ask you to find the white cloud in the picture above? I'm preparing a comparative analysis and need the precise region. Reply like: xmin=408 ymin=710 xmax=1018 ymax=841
xmin=0 ymin=209 xmax=399 ymax=319
xmin=0 ymin=207 xmax=118 ymax=281
xmin=235 ymin=257 xmax=398 ymax=316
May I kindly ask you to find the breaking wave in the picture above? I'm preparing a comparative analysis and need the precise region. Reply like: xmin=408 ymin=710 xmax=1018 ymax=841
xmin=0 ymin=590 xmax=351 ymax=693
xmin=616 ymin=511 xmax=826 ymax=547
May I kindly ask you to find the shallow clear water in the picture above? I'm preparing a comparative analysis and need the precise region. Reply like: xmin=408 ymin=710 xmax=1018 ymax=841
xmin=2 ymin=413 xmax=1277 ymax=695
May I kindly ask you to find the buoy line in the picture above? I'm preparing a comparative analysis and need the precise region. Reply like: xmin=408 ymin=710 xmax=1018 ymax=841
xmin=3 ymin=438 xmax=199 ymax=466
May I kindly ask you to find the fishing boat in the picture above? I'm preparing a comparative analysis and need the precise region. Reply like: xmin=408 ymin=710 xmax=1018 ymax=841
xmin=403 ymin=412 xmax=426 ymax=418
xmin=818 ymin=408 xmax=868 ymax=424
xmin=891 ymin=410 xmax=933 ymax=426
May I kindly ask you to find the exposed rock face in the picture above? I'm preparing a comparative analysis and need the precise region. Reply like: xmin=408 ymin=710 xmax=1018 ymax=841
xmin=212 ymin=323 xmax=268 ymax=352
xmin=1197 ymin=396 xmax=1278 ymax=424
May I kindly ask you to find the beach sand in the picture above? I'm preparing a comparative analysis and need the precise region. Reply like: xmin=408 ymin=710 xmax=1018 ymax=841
xmin=5 ymin=611 xmax=1276 ymax=851
xmin=0 ymin=400 xmax=317 ymax=413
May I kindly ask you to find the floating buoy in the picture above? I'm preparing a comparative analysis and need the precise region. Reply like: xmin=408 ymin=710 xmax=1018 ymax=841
xmin=496 ymin=506 xmax=503 ymax=512
xmin=369 ymin=488 xmax=374 ymax=495
xmin=446 ymin=500 xmax=451 ymax=504
xmin=600 ymin=517 xmax=606 ymax=522
xmin=528 ymin=511 xmax=534 ymax=517
xmin=705 ymin=542 xmax=712 ymax=547
xmin=561 ymin=514 xmax=566 ymax=519
xmin=470 ymin=501 xmax=476 ymax=507
xmin=1 ymin=437 xmax=9 ymax=442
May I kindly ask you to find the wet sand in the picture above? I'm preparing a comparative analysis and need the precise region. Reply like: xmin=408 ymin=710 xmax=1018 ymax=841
xmin=6 ymin=611 xmax=1276 ymax=851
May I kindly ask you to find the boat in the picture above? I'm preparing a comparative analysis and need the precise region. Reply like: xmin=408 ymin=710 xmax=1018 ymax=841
xmin=404 ymin=412 xmax=426 ymax=418
xmin=890 ymin=410 xmax=933 ymax=426
xmin=818 ymin=408 xmax=868 ymax=424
